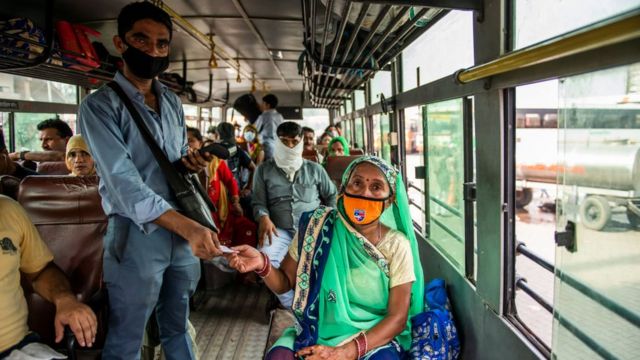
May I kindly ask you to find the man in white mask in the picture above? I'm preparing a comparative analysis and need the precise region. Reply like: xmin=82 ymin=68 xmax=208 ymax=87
xmin=252 ymin=121 xmax=337 ymax=307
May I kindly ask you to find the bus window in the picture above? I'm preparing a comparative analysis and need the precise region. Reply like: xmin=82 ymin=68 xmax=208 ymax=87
xmin=425 ymin=99 xmax=466 ymax=271
xmin=354 ymin=117 xmax=365 ymax=150
xmin=401 ymin=11 xmax=474 ymax=91
xmin=354 ymin=90 xmax=366 ymax=111
xmin=183 ymin=104 xmax=199 ymax=129
xmin=13 ymin=113 xmax=57 ymax=151
xmin=513 ymin=0 xmax=639 ymax=50
xmin=302 ymin=108 xmax=330 ymax=137
xmin=370 ymin=71 xmax=392 ymax=104
xmin=372 ymin=113 xmax=391 ymax=163
xmin=405 ymin=106 xmax=426 ymax=232
xmin=0 ymin=74 xmax=77 ymax=105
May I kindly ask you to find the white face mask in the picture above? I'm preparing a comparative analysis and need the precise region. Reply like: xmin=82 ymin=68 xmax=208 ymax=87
xmin=274 ymin=138 xmax=303 ymax=178
xmin=244 ymin=131 xmax=256 ymax=142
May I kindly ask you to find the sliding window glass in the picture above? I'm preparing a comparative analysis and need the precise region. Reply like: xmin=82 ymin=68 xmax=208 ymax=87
xmin=513 ymin=0 xmax=639 ymax=50
xmin=354 ymin=90 xmax=366 ymax=111
xmin=13 ymin=113 xmax=57 ymax=151
xmin=401 ymin=11 xmax=474 ymax=92
xmin=369 ymin=71 xmax=392 ymax=104
xmin=0 ymin=74 xmax=77 ymax=104
xmin=425 ymin=99 xmax=466 ymax=271
xmin=354 ymin=117 xmax=365 ymax=150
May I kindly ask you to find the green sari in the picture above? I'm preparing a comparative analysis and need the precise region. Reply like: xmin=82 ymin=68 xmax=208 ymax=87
xmin=273 ymin=156 xmax=424 ymax=355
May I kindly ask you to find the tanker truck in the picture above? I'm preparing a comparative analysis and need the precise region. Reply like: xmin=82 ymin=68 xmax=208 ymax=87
xmin=516 ymin=144 xmax=640 ymax=231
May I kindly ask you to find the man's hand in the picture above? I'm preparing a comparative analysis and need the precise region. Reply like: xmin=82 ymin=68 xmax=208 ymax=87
xmin=258 ymin=215 xmax=278 ymax=247
xmin=184 ymin=223 xmax=223 ymax=259
xmin=181 ymin=148 xmax=212 ymax=172
xmin=296 ymin=343 xmax=357 ymax=360
xmin=9 ymin=152 xmax=20 ymax=161
xmin=54 ymin=294 xmax=97 ymax=347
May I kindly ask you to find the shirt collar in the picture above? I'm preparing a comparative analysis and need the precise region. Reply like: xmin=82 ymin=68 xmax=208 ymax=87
xmin=114 ymin=72 xmax=168 ymax=103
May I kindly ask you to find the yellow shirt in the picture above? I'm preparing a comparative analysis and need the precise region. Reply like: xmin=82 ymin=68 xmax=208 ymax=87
xmin=288 ymin=228 xmax=415 ymax=288
xmin=0 ymin=195 xmax=53 ymax=352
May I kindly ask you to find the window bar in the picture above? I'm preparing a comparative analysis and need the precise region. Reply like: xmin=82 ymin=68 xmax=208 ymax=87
xmin=430 ymin=195 xmax=462 ymax=218
xmin=408 ymin=181 xmax=425 ymax=194
xmin=431 ymin=217 xmax=463 ymax=244
xmin=516 ymin=242 xmax=554 ymax=273
xmin=553 ymin=312 xmax=618 ymax=360
xmin=515 ymin=276 xmax=552 ymax=313
xmin=462 ymin=96 xmax=475 ymax=281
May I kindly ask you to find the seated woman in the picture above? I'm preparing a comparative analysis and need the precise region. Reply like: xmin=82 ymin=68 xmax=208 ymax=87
xmin=228 ymin=156 xmax=424 ymax=359
xmin=323 ymin=136 xmax=351 ymax=166
xmin=65 ymin=135 xmax=96 ymax=176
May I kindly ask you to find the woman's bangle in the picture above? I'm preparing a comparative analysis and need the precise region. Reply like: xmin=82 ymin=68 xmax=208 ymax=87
xmin=353 ymin=332 xmax=368 ymax=358
xmin=255 ymin=252 xmax=271 ymax=278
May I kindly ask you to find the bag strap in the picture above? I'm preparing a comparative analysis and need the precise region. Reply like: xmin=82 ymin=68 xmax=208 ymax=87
xmin=106 ymin=81 xmax=191 ymax=197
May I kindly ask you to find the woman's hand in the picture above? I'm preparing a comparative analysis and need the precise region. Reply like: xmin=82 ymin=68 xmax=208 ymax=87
xmin=226 ymin=245 xmax=264 ymax=273
xmin=231 ymin=201 xmax=243 ymax=216
xmin=296 ymin=343 xmax=357 ymax=360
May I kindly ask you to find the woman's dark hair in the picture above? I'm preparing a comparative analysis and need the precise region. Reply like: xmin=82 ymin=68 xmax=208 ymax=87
xmin=0 ymin=129 xmax=6 ymax=151
xmin=118 ymin=2 xmax=173 ymax=39
xmin=37 ymin=118 xmax=73 ymax=139
xmin=277 ymin=121 xmax=303 ymax=138
xmin=186 ymin=127 xmax=203 ymax=142
xmin=262 ymin=94 xmax=278 ymax=109
xmin=216 ymin=122 xmax=236 ymax=144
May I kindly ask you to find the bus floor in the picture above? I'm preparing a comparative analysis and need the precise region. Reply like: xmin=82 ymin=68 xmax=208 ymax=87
xmin=143 ymin=282 xmax=275 ymax=359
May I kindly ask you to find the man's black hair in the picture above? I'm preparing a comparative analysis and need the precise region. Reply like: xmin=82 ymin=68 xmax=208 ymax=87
xmin=207 ymin=125 xmax=217 ymax=134
xmin=262 ymin=94 xmax=278 ymax=109
xmin=0 ymin=129 xmax=6 ymax=151
xmin=186 ymin=127 xmax=203 ymax=142
xmin=37 ymin=118 xmax=73 ymax=139
xmin=118 ymin=2 xmax=173 ymax=40
xmin=302 ymin=126 xmax=315 ymax=134
xmin=277 ymin=121 xmax=302 ymax=138
xmin=216 ymin=122 xmax=236 ymax=144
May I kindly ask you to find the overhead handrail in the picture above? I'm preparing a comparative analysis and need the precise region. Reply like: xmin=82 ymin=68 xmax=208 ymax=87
xmin=456 ymin=11 xmax=640 ymax=84
xmin=150 ymin=0 xmax=258 ymax=84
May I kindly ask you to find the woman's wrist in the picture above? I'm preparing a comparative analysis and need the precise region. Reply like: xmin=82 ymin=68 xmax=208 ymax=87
xmin=255 ymin=252 xmax=271 ymax=277
xmin=340 ymin=341 xmax=359 ymax=360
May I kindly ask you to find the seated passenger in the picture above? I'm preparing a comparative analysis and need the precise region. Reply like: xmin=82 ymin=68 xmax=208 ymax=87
xmin=228 ymin=156 xmax=423 ymax=360
xmin=215 ymin=123 xmax=256 ymax=195
xmin=324 ymin=124 xmax=340 ymax=137
xmin=243 ymin=124 xmax=265 ymax=166
xmin=0 ymin=129 xmax=38 ymax=179
xmin=65 ymin=135 xmax=96 ymax=177
xmin=322 ymin=136 xmax=351 ymax=166
xmin=302 ymin=126 xmax=323 ymax=163
xmin=10 ymin=118 xmax=72 ymax=163
xmin=0 ymin=195 xmax=97 ymax=358
xmin=317 ymin=132 xmax=332 ymax=158
xmin=252 ymin=121 xmax=337 ymax=307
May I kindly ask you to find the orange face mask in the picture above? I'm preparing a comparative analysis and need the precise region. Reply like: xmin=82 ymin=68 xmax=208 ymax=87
xmin=342 ymin=193 xmax=388 ymax=225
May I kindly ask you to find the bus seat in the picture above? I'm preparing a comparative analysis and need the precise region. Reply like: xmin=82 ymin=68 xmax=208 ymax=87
xmin=0 ymin=175 xmax=20 ymax=200
xmin=36 ymin=161 xmax=70 ymax=175
xmin=17 ymin=175 xmax=107 ymax=358
xmin=349 ymin=148 xmax=364 ymax=155
xmin=324 ymin=155 xmax=363 ymax=189
xmin=18 ymin=159 xmax=38 ymax=171
xmin=302 ymin=148 xmax=320 ymax=163
xmin=263 ymin=309 xmax=296 ymax=356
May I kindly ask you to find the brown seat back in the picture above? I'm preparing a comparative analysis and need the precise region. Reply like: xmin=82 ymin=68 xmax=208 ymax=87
xmin=302 ymin=149 xmax=320 ymax=163
xmin=349 ymin=148 xmax=364 ymax=155
xmin=324 ymin=155 xmax=363 ymax=189
xmin=18 ymin=175 xmax=107 ymax=348
xmin=0 ymin=175 xmax=20 ymax=200
xmin=36 ymin=161 xmax=70 ymax=175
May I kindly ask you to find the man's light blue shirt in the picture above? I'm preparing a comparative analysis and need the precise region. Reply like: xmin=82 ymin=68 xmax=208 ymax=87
xmin=254 ymin=109 xmax=283 ymax=160
xmin=78 ymin=72 xmax=188 ymax=234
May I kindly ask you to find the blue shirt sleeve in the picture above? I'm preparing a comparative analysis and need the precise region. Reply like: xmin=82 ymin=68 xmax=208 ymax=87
xmin=78 ymin=94 xmax=173 ymax=233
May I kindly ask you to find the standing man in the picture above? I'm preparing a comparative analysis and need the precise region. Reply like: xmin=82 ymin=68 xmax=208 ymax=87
xmin=253 ymin=94 xmax=283 ymax=161
xmin=252 ymin=121 xmax=337 ymax=307
xmin=78 ymin=3 xmax=221 ymax=359
xmin=10 ymin=118 xmax=72 ymax=162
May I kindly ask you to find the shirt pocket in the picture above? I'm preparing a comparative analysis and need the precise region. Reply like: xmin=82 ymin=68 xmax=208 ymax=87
xmin=293 ymin=182 xmax=318 ymax=202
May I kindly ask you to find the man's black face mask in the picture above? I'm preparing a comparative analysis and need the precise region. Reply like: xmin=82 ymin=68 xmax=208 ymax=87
xmin=121 ymin=40 xmax=169 ymax=79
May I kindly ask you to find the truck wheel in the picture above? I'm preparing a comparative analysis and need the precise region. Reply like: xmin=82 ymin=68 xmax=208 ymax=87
xmin=627 ymin=209 xmax=639 ymax=229
xmin=516 ymin=188 xmax=533 ymax=209
xmin=579 ymin=196 xmax=611 ymax=231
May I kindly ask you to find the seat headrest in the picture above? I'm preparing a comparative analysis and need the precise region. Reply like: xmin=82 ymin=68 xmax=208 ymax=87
xmin=324 ymin=155 xmax=363 ymax=188
xmin=0 ymin=175 xmax=20 ymax=200
xmin=349 ymin=148 xmax=364 ymax=155
xmin=302 ymin=149 xmax=320 ymax=163
xmin=17 ymin=175 xmax=106 ymax=225
xmin=36 ymin=161 xmax=70 ymax=175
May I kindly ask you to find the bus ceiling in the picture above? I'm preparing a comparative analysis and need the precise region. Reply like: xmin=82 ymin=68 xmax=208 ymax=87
xmin=0 ymin=0 xmax=482 ymax=107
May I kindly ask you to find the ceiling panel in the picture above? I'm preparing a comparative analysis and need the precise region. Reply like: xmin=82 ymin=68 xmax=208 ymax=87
xmin=239 ymin=0 xmax=302 ymax=19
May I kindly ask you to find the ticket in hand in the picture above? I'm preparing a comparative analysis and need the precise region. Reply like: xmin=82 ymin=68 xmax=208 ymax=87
xmin=220 ymin=245 xmax=237 ymax=254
